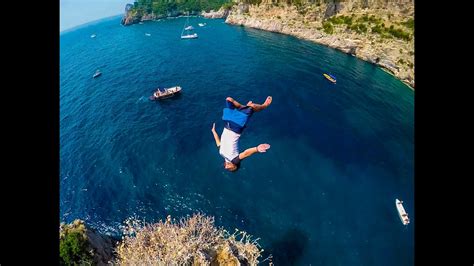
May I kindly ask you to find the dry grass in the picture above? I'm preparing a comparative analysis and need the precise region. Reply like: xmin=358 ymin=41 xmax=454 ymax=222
xmin=116 ymin=213 xmax=266 ymax=265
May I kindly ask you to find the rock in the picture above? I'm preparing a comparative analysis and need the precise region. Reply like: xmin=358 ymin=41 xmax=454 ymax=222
xmin=60 ymin=220 xmax=118 ymax=265
xmin=202 ymin=7 xmax=230 ymax=18
xmin=236 ymin=3 xmax=250 ymax=15
xmin=86 ymin=229 xmax=117 ymax=265
xmin=121 ymin=4 xmax=137 ymax=26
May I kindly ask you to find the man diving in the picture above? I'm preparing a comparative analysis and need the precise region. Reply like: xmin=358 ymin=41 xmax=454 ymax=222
xmin=211 ymin=96 xmax=273 ymax=172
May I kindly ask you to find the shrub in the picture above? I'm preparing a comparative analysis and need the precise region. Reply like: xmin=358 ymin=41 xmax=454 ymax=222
xmin=59 ymin=228 xmax=93 ymax=265
xmin=402 ymin=18 xmax=414 ymax=30
xmin=322 ymin=21 xmax=334 ymax=34
xmin=358 ymin=23 xmax=367 ymax=33
xmin=221 ymin=2 xmax=235 ymax=10
xmin=388 ymin=26 xmax=411 ymax=41
xmin=116 ymin=214 xmax=265 ymax=265
xmin=371 ymin=25 xmax=383 ymax=34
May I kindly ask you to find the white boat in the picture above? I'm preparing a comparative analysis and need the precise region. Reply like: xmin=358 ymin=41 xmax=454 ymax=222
xmin=145 ymin=33 xmax=151 ymax=36
xmin=198 ymin=23 xmax=206 ymax=27
xmin=90 ymin=34 xmax=96 ymax=38
xmin=181 ymin=16 xmax=198 ymax=39
xmin=149 ymin=86 xmax=182 ymax=100
xmin=395 ymin=199 xmax=410 ymax=225
xmin=93 ymin=70 xmax=102 ymax=78
xmin=181 ymin=33 xmax=198 ymax=39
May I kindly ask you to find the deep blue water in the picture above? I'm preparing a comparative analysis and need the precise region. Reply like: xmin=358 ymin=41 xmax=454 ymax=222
xmin=60 ymin=15 xmax=414 ymax=265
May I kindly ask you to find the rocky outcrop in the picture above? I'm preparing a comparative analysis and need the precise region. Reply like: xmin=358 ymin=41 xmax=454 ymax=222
xmin=60 ymin=220 xmax=117 ymax=265
xmin=202 ymin=7 xmax=230 ymax=19
xmin=225 ymin=1 xmax=415 ymax=88
xmin=121 ymin=5 xmax=201 ymax=26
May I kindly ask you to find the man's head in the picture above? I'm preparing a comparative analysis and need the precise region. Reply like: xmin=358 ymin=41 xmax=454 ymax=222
xmin=224 ymin=161 xmax=239 ymax=172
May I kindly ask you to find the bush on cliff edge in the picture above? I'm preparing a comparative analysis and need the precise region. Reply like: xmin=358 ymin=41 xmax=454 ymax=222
xmin=116 ymin=213 xmax=265 ymax=265
xmin=59 ymin=220 xmax=94 ymax=265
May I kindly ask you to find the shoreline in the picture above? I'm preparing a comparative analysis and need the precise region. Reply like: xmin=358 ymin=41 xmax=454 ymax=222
xmin=224 ymin=19 xmax=415 ymax=91
xmin=224 ymin=3 xmax=414 ymax=90
xmin=120 ymin=7 xmax=414 ymax=90
xmin=225 ymin=17 xmax=414 ymax=90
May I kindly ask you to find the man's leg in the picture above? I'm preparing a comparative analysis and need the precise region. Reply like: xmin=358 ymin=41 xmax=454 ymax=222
xmin=226 ymin=97 xmax=244 ymax=109
xmin=247 ymin=96 xmax=272 ymax=112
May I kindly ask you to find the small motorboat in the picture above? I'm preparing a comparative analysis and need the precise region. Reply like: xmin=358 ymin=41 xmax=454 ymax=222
xmin=181 ymin=33 xmax=198 ymax=39
xmin=149 ymin=86 xmax=182 ymax=100
xmin=323 ymin=73 xmax=336 ymax=83
xmin=395 ymin=199 xmax=410 ymax=225
xmin=185 ymin=25 xmax=194 ymax=30
xmin=145 ymin=33 xmax=151 ymax=36
xmin=90 ymin=34 xmax=96 ymax=38
xmin=198 ymin=23 xmax=206 ymax=27
xmin=93 ymin=70 xmax=102 ymax=78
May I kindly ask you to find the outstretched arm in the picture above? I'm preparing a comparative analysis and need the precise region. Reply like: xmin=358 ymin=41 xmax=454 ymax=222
xmin=211 ymin=123 xmax=220 ymax=147
xmin=238 ymin=144 xmax=271 ymax=160
xmin=226 ymin=97 xmax=244 ymax=109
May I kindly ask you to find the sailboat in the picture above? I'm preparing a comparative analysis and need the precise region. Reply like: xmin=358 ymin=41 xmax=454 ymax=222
xmin=181 ymin=16 xmax=198 ymax=39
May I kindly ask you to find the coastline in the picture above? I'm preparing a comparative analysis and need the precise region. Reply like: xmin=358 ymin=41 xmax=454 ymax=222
xmin=120 ymin=3 xmax=414 ymax=89
xmin=223 ymin=2 xmax=414 ymax=89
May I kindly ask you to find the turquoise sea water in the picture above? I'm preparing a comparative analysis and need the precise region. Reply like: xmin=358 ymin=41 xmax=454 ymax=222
xmin=60 ymin=15 xmax=414 ymax=265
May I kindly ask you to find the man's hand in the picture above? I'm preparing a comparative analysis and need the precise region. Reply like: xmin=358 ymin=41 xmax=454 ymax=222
xmin=226 ymin=97 xmax=234 ymax=102
xmin=211 ymin=122 xmax=220 ymax=147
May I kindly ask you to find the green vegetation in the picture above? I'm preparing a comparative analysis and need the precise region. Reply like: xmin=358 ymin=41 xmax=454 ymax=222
xmin=327 ymin=15 xmax=353 ymax=25
xmin=131 ymin=0 xmax=233 ymax=16
xmin=60 ymin=215 xmax=266 ymax=265
xmin=401 ymin=18 xmax=414 ymax=30
xmin=59 ymin=221 xmax=93 ymax=265
xmin=387 ymin=26 xmax=411 ymax=41
xmin=322 ymin=21 xmax=334 ymax=34
xmin=323 ymin=14 xmax=412 ymax=41
xmin=221 ymin=1 xmax=235 ymax=10
xmin=241 ymin=0 xmax=263 ymax=5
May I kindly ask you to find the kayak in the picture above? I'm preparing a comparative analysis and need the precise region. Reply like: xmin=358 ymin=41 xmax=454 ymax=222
xmin=323 ymin=73 xmax=336 ymax=83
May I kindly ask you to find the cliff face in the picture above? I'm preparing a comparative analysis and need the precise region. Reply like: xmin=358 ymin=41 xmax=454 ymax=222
xmin=60 ymin=220 xmax=117 ymax=265
xmin=226 ymin=0 xmax=415 ymax=88
xmin=202 ymin=7 xmax=231 ymax=18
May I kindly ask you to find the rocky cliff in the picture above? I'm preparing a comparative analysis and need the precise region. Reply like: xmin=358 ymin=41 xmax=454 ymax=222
xmin=226 ymin=0 xmax=415 ymax=88
xmin=202 ymin=7 xmax=231 ymax=18
xmin=60 ymin=220 xmax=117 ymax=265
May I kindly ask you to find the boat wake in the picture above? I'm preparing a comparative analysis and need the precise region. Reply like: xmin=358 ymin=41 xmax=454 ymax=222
xmin=136 ymin=96 xmax=147 ymax=103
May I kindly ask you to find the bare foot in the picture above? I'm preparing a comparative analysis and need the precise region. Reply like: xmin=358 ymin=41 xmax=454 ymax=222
xmin=263 ymin=96 xmax=272 ymax=106
xmin=257 ymin=143 xmax=271 ymax=153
